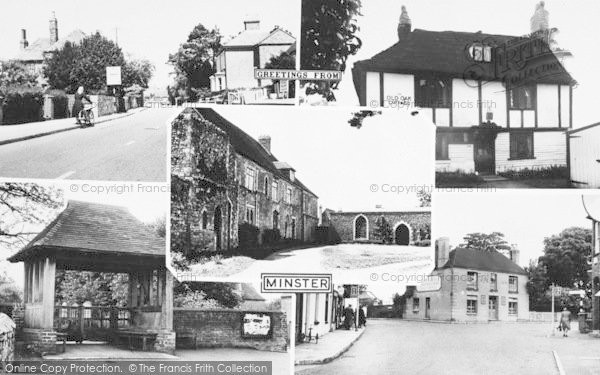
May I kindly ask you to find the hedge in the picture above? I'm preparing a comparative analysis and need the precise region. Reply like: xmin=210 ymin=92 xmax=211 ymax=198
xmin=315 ymin=226 xmax=341 ymax=245
xmin=1 ymin=88 xmax=44 ymax=125
xmin=261 ymin=228 xmax=281 ymax=245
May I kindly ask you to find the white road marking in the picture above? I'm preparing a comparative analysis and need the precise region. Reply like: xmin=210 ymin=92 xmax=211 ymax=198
xmin=553 ymin=350 xmax=566 ymax=375
xmin=56 ymin=171 xmax=75 ymax=179
xmin=125 ymin=141 xmax=135 ymax=146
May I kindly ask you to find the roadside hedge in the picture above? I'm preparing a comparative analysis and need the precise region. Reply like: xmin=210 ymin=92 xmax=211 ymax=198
xmin=1 ymin=87 xmax=44 ymax=125
xmin=238 ymin=223 xmax=259 ymax=249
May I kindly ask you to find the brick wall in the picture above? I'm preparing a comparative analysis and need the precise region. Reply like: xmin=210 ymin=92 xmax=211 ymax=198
xmin=323 ymin=211 xmax=431 ymax=243
xmin=22 ymin=328 xmax=56 ymax=355
xmin=173 ymin=309 xmax=288 ymax=352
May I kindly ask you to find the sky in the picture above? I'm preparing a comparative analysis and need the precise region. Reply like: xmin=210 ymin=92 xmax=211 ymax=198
xmin=0 ymin=181 xmax=167 ymax=287
xmin=0 ymin=0 xmax=300 ymax=95
xmin=328 ymin=0 xmax=600 ymax=128
xmin=210 ymin=105 xmax=435 ymax=212
xmin=433 ymin=191 xmax=600 ymax=267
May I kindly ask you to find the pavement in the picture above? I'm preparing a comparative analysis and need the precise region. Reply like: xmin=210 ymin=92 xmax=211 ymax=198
xmin=186 ymin=244 xmax=433 ymax=284
xmin=0 ymin=107 xmax=178 ymax=181
xmin=295 ymin=319 xmax=600 ymax=375
xmin=0 ymin=108 xmax=145 ymax=146
xmin=295 ymin=327 xmax=365 ymax=365
xmin=479 ymin=174 xmax=531 ymax=188
xmin=176 ymin=348 xmax=291 ymax=374
xmin=43 ymin=343 xmax=176 ymax=360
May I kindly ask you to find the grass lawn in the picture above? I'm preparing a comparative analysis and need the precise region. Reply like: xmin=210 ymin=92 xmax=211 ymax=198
xmin=187 ymin=256 xmax=256 ymax=278
xmin=320 ymin=244 xmax=430 ymax=270
xmin=520 ymin=178 xmax=572 ymax=188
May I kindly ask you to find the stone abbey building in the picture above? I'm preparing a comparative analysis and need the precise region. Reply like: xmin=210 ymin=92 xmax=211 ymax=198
xmin=171 ymin=108 xmax=319 ymax=254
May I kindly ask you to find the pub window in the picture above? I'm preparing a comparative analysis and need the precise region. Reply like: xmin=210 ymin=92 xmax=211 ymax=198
xmin=509 ymin=131 xmax=534 ymax=160
xmin=245 ymin=167 xmax=256 ymax=191
xmin=466 ymin=295 xmax=478 ymax=315
xmin=467 ymin=271 xmax=478 ymax=291
xmin=436 ymin=132 xmax=472 ymax=161
xmin=490 ymin=273 xmax=497 ymax=291
xmin=509 ymin=84 xmax=536 ymax=110
xmin=285 ymin=187 xmax=292 ymax=204
xmin=415 ymin=77 xmax=451 ymax=108
xmin=509 ymin=276 xmax=518 ymax=293
xmin=508 ymin=299 xmax=518 ymax=315
xmin=413 ymin=298 xmax=420 ymax=313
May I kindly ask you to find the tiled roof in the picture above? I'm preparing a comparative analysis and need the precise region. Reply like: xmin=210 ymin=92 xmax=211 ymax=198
xmin=353 ymin=28 xmax=574 ymax=85
xmin=223 ymin=27 xmax=294 ymax=48
xmin=193 ymin=108 xmax=317 ymax=197
xmin=440 ymin=248 xmax=527 ymax=275
xmin=14 ymin=29 xmax=86 ymax=62
xmin=8 ymin=200 xmax=165 ymax=262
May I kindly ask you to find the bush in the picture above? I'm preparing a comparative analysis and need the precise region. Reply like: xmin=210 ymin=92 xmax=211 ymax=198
xmin=261 ymin=228 xmax=281 ymax=245
xmin=436 ymin=171 xmax=484 ymax=186
xmin=315 ymin=226 xmax=341 ymax=245
xmin=51 ymin=92 xmax=69 ymax=119
xmin=1 ymin=87 xmax=44 ymax=125
xmin=499 ymin=166 xmax=568 ymax=180
xmin=413 ymin=239 xmax=431 ymax=247
xmin=238 ymin=223 xmax=259 ymax=249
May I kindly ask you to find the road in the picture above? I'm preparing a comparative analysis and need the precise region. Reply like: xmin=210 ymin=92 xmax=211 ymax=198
xmin=0 ymin=108 xmax=177 ymax=181
xmin=296 ymin=319 xmax=600 ymax=375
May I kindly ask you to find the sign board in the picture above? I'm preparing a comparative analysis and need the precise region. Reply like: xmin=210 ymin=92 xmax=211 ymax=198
xmin=261 ymin=273 xmax=332 ymax=293
xmin=106 ymin=66 xmax=122 ymax=86
xmin=242 ymin=313 xmax=272 ymax=338
xmin=254 ymin=69 xmax=342 ymax=81
xmin=416 ymin=275 xmax=442 ymax=292
xmin=278 ymin=80 xmax=289 ymax=96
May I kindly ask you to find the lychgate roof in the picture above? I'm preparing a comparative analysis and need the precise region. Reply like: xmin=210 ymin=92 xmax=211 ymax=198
xmin=8 ymin=200 xmax=165 ymax=262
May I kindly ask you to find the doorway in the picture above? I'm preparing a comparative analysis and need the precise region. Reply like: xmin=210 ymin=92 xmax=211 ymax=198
xmin=425 ymin=297 xmax=431 ymax=319
xmin=488 ymin=296 xmax=498 ymax=320
xmin=214 ymin=206 xmax=222 ymax=250
xmin=295 ymin=293 xmax=304 ymax=343
xmin=474 ymin=129 xmax=497 ymax=174
xmin=394 ymin=224 xmax=410 ymax=245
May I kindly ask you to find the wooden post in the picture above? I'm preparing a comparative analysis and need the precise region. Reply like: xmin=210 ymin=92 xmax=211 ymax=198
xmin=41 ymin=258 xmax=56 ymax=329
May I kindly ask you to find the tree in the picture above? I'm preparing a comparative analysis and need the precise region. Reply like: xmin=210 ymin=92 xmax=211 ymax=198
xmin=348 ymin=110 xmax=381 ymax=129
xmin=538 ymin=227 xmax=592 ymax=288
xmin=44 ymin=33 xmax=126 ymax=93
xmin=301 ymin=0 xmax=362 ymax=100
xmin=265 ymin=51 xmax=296 ymax=98
xmin=0 ymin=61 xmax=39 ymax=90
xmin=0 ymin=183 xmax=64 ymax=250
xmin=146 ymin=216 xmax=166 ymax=238
xmin=123 ymin=59 xmax=155 ymax=89
xmin=460 ymin=232 xmax=511 ymax=252
xmin=417 ymin=191 xmax=431 ymax=207
xmin=0 ymin=272 xmax=22 ymax=304
xmin=525 ymin=259 xmax=551 ymax=311
xmin=55 ymin=271 xmax=128 ymax=307
xmin=43 ymin=41 xmax=79 ymax=92
xmin=374 ymin=216 xmax=393 ymax=244
xmin=173 ymin=282 xmax=241 ymax=309
xmin=169 ymin=23 xmax=221 ymax=101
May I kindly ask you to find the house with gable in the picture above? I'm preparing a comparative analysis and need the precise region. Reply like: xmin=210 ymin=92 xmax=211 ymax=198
xmin=352 ymin=3 xmax=575 ymax=175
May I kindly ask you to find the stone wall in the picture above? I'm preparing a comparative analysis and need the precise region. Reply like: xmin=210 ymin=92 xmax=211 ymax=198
xmin=22 ymin=328 xmax=56 ymax=355
xmin=0 ymin=314 xmax=15 ymax=364
xmin=173 ymin=309 xmax=288 ymax=352
xmin=323 ymin=211 xmax=431 ymax=244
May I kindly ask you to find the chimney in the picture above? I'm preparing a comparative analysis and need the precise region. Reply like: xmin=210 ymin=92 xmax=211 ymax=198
xmin=509 ymin=245 xmax=520 ymax=266
xmin=435 ymin=237 xmax=450 ymax=269
xmin=49 ymin=11 xmax=59 ymax=43
xmin=258 ymin=135 xmax=271 ymax=153
xmin=244 ymin=17 xmax=260 ymax=31
xmin=530 ymin=1 xmax=549 ymax=34
xmin=20 ymin=29 xmax=29 ymax=50
xmin=397 ymin=5 xmax=412 ymax=40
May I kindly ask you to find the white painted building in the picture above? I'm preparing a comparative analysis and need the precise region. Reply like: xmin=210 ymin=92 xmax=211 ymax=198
xmin=568 ymin=123 xmax=600 ymax=188
xmin=351 ymin=4 xmax=575 ymax=174
xmin=210 ymin=18 xmax=295 ymax=92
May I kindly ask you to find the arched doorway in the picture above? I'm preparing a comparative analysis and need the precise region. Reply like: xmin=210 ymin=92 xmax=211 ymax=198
xmin=394 ymin=224 xmax=410 ymax=245
xmin=354 ymin=215 xmax=368 ymax=240
xmin=214 ymin=206 xmax=222 ymax=250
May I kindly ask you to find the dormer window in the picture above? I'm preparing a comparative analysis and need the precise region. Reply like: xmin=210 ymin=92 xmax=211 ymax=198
xmin=469 ymin=43 xmax=492 ymax=62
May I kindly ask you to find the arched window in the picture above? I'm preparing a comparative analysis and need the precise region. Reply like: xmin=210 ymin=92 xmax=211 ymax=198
xmin=264 ymin=176 xmax=269 ymax=196
xmin=202 ymin=210 xmax=209 ymax=230
xmin=273 ymin=210 xmax=279 ymax=230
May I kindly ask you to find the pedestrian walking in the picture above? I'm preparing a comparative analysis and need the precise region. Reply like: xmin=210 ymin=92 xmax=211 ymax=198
xmin=344 ymin=304 xmax=355 ymax=330
xmin=560 ymin=307 xmax=571 ymax=337
xmin=359 ymin=305 xmax=367 ymax=328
